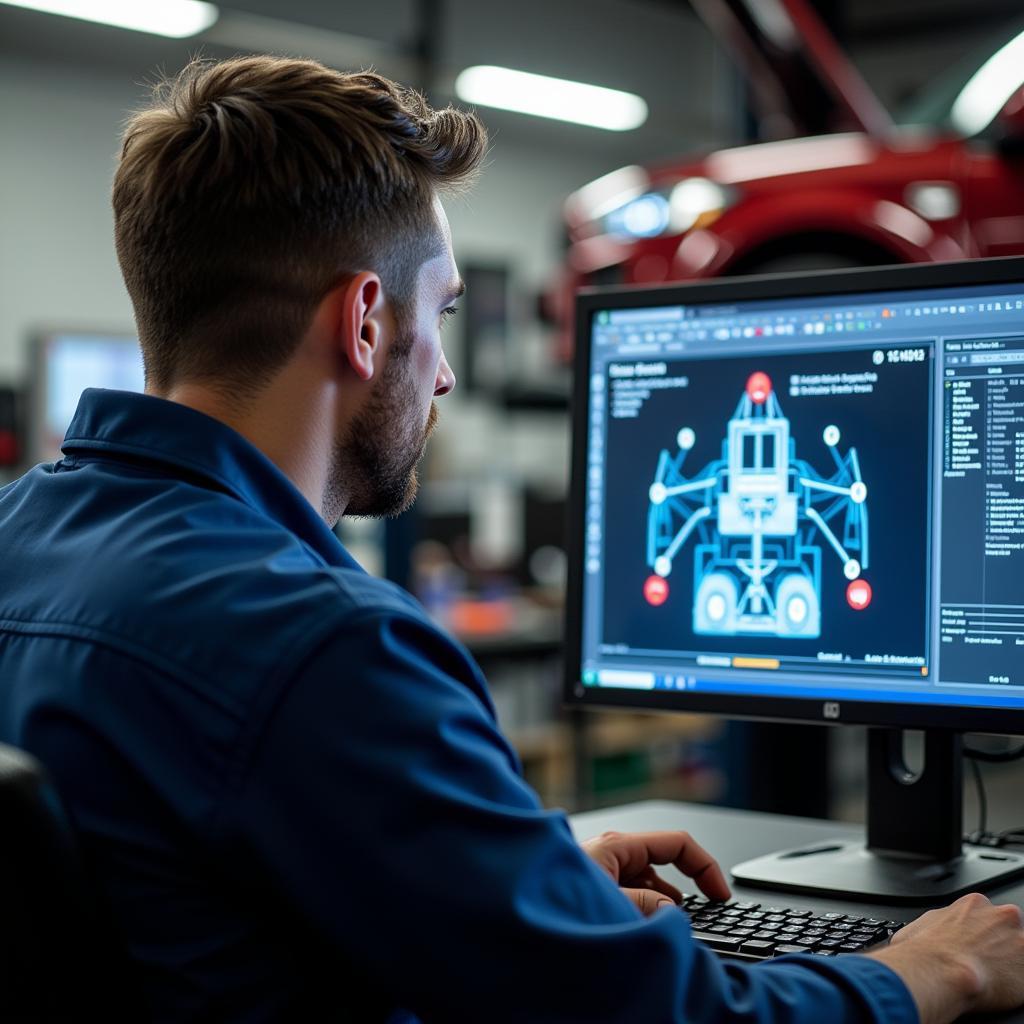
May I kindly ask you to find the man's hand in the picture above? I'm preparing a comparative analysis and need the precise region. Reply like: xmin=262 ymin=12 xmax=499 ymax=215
xmin=581 ymin=830 xmax=731 ymax=916
xmin=871 ymin=892 xmax=1024 ymax=1024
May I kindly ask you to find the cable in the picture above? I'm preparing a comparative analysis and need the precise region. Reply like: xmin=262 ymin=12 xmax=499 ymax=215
xmin=968 ymin=756 xmax=987 ymax=837
xmin=962 ymin=739 xmax=1024 ymax=846
xmin=963 ymin=742 xmax=1024 ymax=763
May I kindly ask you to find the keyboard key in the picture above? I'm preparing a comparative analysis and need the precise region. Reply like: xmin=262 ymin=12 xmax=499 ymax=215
xmin=785 ymin=909 xmax=812 ymax=918
xmin=822 ymin=913 xmax=845 ymax=921
xmin=740 ymin=940 xmax=776 ymax=955
xmin=734 ymin=902 xmax=761 ymax=911
xmin=692 ymin=931 xmax=742 ymax=953
xmin=774 ymin=944 xmax=812 ymax=955
xmin=813 ymin=950 xmax=837 ymax=956
xmin=839 ymin=943 xmax=864 ymax=953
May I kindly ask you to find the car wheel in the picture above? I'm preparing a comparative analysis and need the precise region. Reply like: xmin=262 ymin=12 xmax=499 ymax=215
xmin=739 ymin=252 xmax=866 ymax=274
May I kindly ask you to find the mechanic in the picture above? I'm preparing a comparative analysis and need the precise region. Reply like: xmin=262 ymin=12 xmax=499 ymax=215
xmin=1 ymin=55 xmax=1023 ymax=1024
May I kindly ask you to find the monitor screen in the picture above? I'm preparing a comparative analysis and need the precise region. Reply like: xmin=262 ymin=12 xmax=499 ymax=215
xmin=566 ymin=258 xmax=1024 ymax=732
xmin=31 ymin=332 xmax=144 ymax=461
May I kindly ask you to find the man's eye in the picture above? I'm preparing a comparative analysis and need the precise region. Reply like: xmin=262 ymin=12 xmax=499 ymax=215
xmin=440 ymin=306 xmax=459 ymax=326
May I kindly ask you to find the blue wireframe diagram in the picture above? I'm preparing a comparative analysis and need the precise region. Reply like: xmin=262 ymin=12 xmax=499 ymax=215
xmin=646 ymin=372 xmax=869 ymax=639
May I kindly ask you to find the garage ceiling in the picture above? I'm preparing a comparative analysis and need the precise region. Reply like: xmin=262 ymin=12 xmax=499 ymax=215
xmin=1 ymin=0 xmax=1022 ymax=165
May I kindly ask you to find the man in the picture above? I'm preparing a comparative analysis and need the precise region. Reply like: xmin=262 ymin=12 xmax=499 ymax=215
xmin=1 ymin=54 xmax=1023 ymax=1024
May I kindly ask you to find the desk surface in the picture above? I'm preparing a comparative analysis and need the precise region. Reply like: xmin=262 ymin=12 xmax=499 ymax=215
xmin=570 ymin=800 xmax=1024 ymax=1024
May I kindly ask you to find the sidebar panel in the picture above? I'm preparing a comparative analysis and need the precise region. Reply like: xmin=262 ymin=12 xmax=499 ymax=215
xmin=940 ymin=338 xmax=1024 ymax=687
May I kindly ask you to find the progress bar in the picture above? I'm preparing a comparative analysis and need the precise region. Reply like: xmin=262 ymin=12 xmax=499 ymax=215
xmin=732 ymin=657 xmax=781 ymax=670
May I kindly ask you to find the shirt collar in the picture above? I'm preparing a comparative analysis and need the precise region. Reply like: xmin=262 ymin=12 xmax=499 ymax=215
xmin=62 ymin=388 xmax=360 ymax=571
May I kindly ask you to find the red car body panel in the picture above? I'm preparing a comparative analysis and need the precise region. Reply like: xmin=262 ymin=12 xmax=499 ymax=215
xmin=964 ymin=148 xmax=1024 ymax=258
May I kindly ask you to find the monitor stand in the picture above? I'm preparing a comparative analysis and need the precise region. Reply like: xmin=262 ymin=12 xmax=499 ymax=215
xmin=731 ymin=728 xmax=1024 ymax=905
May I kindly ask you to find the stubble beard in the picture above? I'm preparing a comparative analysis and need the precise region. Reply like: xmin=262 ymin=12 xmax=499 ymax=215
xmin=324 ymin=338 xmax=439 ymax=524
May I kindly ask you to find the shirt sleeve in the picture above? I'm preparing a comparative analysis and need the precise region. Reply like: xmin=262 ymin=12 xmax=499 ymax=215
xmin=224 ymin=608 xmax=919 ymax=1024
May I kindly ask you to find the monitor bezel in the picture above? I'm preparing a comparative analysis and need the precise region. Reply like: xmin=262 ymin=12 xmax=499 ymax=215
xmin=564 ymin=256 xmax=1024 ymax=735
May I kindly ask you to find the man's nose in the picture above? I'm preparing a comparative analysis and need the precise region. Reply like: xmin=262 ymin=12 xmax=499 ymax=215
xmin=434 ymin=352 xmax=456 ymax=397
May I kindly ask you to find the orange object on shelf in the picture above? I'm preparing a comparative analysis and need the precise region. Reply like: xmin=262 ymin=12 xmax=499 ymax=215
xmin=448 ymin=598 xmax=515 ymax=636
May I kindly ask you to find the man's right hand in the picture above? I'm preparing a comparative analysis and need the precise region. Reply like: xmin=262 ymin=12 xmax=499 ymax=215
xmin=871 ymin=892 xmax=1024 ymax=1024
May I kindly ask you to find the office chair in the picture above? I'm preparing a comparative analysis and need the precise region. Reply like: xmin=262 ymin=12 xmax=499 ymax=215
xmin=0 ymin=741 xmax=144 ymax=1021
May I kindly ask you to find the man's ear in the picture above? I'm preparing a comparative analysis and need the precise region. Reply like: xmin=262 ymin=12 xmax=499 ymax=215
xmin=337 ymin=271 xmax=384 ymax=382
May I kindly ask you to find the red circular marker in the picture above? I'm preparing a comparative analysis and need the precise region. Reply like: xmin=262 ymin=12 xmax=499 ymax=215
xmin=847 ymin=578 xmax=872 ymax=611
xmin=746 ymin=371 xmax=772 ymax=405
xmin=644 ymin=575 xmax=669 ymax=606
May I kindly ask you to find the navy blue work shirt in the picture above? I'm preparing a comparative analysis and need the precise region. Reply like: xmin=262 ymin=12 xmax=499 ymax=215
xmin=0 ymin=389 xmax=917 ymax=1023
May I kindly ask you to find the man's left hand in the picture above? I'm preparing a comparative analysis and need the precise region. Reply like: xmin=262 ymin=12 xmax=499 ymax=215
xmin=581 ymin=830 xmax=731 ymax=916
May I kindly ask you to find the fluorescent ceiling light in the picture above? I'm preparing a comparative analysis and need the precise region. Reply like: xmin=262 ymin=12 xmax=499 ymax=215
xmin=951 ymin=29 xmax=1024 ymax=136
xmin=455 ymin=65 xmax=647 ymax=132
xmin=0 ymin=0 xmax=219 ymax=38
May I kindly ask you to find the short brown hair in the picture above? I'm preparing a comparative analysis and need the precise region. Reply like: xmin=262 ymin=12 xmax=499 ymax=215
xmin=113 ymin=56 xmax=486 ymax=392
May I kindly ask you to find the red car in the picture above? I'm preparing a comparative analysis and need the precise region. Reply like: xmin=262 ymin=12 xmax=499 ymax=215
xmin=557 ymin=0 xmax=1024 ymax=355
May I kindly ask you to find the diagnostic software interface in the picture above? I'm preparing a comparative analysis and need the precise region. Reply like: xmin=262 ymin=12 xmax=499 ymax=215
xmin=579 ymin=281 xmax=1024 ymax=710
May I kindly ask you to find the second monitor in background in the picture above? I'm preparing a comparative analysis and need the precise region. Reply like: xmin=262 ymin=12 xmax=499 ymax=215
xmin=29 ymin=331 xmax=144 ymax=463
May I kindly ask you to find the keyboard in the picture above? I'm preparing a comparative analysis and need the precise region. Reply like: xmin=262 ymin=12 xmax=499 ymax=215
xmin=680 ymin=894 xmax=906 ymax=961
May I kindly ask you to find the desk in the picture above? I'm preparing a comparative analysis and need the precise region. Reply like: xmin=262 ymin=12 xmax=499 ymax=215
xmin=570 ymin=799 xmax=1024 ymax=1024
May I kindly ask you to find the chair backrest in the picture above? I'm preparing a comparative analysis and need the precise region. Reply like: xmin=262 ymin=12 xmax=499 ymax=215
xmin=0 ymin=742 xmax=144 ymax=1020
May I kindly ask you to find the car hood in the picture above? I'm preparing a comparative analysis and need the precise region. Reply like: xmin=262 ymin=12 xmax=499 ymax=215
xmin=566 ymin=129 xmax=963 ymax=229
xmin=568 ymin=133 xmax=878 ymax=224
xmin=696 ymin=132 xmax=879 ymax=185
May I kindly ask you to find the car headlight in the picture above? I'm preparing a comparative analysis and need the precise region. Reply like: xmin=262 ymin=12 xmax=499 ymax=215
xmin=602 ymin=177 xmax=734 ymax=239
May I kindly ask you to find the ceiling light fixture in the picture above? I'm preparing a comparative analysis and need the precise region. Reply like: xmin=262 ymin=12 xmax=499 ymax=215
xmin=455 ymin=65 xmax=647 ymax=132
xmin=951 ymin=28 xmax=1024 ymax=136
xmin=0 ymin=0 xmax=219 ymax=38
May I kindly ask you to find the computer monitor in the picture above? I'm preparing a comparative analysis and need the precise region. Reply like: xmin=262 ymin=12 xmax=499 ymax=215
xmin=565 ymin=256 xmax=1024 ymax=904
xmin=30 ymin=331 xmax=144 ymax=462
